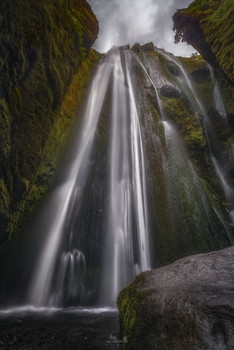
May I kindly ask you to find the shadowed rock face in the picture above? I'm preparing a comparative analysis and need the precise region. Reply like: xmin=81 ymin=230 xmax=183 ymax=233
xmin=118 ymin=247 xmax=234 ymax=350
xmin=173 ymin=11 xmax=218 ymax=67
xmin=0 ymin=0 xmax=99 ymax=242
xmin=173 ymin=0 xmax=234 ymax=84
xmin=160 ymin=85 xmax=181 ymax=98
xmin=189 ymin=67 xmax=210 ymax=83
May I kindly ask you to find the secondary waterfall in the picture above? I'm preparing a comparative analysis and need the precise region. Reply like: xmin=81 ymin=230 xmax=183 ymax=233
xmin=28 ymin=47 xmax=151 ymax=308
xmin=209 ymin=65 xmax=228 ymax=125
xmin=156 ymin=48 xmax=234 ymax=228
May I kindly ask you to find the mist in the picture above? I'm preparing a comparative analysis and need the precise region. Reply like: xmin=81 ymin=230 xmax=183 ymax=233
xmin=88 ymin=0 xmax=194 ymax=56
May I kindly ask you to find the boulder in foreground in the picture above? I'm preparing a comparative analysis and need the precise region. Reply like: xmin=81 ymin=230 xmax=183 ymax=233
xmin=118 ymin=247 xmax=234 ymax=350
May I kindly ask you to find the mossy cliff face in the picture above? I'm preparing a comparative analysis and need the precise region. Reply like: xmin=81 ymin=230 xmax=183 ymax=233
xmin=130 ymin=44 xmax=233 ymax=265
xmin=173 ymin=0 xmax=234 ymax=83
xmin=173 ymin=0 xmax=234 ymax=133
xmin=0 ymin=0 xmax=99 ymax=242
xmin=118 ymin=42 xmax=234 ymax=349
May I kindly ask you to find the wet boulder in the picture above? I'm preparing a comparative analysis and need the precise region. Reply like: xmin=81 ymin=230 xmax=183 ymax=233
xmin=160 ymin=85 xmax=181 ymax=98
xmin=167 ymin=64 xmax=181 ymax=77
xmin=118 ymin=247 xmax=234 ymax=350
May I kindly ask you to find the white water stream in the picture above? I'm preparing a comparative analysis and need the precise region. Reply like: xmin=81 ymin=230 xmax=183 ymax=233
xmin=28 ymin=47 xmax=151 ymax=307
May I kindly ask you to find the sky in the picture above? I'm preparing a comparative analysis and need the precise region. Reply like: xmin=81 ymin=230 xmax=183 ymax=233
xmin=88 ymin=0 xmax=195 ymax=56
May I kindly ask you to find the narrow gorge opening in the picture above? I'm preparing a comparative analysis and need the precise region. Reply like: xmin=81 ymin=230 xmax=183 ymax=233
xmin=2 ymin=45 xmax=233 ymax=311
xmin=0 ymin=0 xmax=234 ymax=348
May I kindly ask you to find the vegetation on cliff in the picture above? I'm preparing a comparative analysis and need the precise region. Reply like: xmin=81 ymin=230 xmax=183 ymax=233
xmin=119 ymin=1 xmax=234 ymax=345
xmin=173 ymin=0 xmax=234 ymax=83
xmin=0 ymin=0 xmax=99 ymax=243
xmin=128 ymin=45 xmax=232 ymax=265
xmin=8 ymin=49 xmax=101 ymax=239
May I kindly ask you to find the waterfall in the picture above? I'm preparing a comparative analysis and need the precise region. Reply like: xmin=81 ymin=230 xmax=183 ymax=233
xmin=28 ymin=52 xmax=115 ymax=306
xmin=133 ymin=53 xmax=165 ymax=119
xmin=208 ymin=67 xmax=234 ymax=224
xmin=100 ymin=49 xmax=151 ymax=305
xmin=155 ymin=48 xmax=204 ymax=124
xmin=13 ymin=44 xmax=231 ymax=310
xmin=209 ymin=65 xmax=228 ymax=125
xmin=156 ymin=48 xmax=234 ymax=228
xmin=28 ymin=47 xmax=151 ymax=308
xmin=162 ymin=120 xmax=227 ymax=238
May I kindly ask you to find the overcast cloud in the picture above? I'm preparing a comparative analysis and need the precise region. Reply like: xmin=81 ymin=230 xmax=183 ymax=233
xmin=88 ymin=0 xmax=194 ymax=56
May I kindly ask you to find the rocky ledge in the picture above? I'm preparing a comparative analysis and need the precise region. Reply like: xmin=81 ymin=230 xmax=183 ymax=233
xmin=173 ymin=1 xmax=234 ymax=83
xmin=118 ymin=247 xmax=234 ymax=350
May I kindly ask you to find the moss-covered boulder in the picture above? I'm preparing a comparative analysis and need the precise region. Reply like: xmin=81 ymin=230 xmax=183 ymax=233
xmin=118 ymin=246 xmax=234 ymax=350
xmin=0 ymin=0 xmax=99 ymax=243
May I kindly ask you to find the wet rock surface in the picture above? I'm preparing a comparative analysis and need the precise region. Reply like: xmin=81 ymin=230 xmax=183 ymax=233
xmin=190 ymin=67 xmax=210 ymax=82
xmin=166 ymin=63 xmax=181 ymax=77
xmin=173 ymin=1 xmax=234 ymax=83
xmin=118 ymin=247 xmax=234 ymax=350
xmin=160 ymin=85 xmax=181 ymax=98
xmin=0 ymin=309 xmax=119 ymax=350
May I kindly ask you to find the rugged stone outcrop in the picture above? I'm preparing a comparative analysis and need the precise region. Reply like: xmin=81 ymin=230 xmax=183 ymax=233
xmin=173 ymin=0 xmax=234 ymax=83
xmin=173 ymin=11 xmax=218 ymax=67
xmin=0 ymin=0 xmax=99 ymax=242
xmin=160 ymin=85 xmax=181 ymax=98
xmin=131 ymin=47 xmax=233 ymax=265
xmin=118 ymin=247 xmax=234 ymax=350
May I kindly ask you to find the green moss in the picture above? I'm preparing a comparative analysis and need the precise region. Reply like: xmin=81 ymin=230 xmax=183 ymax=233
xmin=0 ymin=0 xmax=99 ymax=240
xmin=177 ymin=0 xmax=234 ymax=82
xmin=161 ymin=93 xmax=214 ymax=182
xmin=37 ymin=49 xmax=101 ymax=182
xmin=0 ymin=179 xmax=10 ymax=220
xmin=133 ymin=46 xmax=230 ymax=263
xmin=179 ymin=55 xmax=207 ymax=73
xmin=183 ymin=0 xmax=220 ymax=16
xmin=216 ymin=75 xmax=234 ymax=116
xmin=8 ymin=49 xmax=101 ymax=238
xmin=117 ymin=276 xmax=154 ymax=349
xmin=131 ymin=43 xmax=142 ymax=53
xmin=8 ymin=184 xmax=47 ymax=238
xmin=200 ymin=0 xmax=234 ymax=82
xmin=141 ymin=42 xmax=155 ymax=52
xmin=0 ymin=99 xmax=12 ymax=163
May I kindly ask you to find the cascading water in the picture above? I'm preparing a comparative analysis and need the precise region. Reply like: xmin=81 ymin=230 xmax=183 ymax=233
xmin=208 ymin=66 xmax=234 ymax=224
xmin=209 ymin=65 xmax=228 ymax=125
xmin=28 ymin=47 xmax=151 ymax=308
xmin=100 ymin=49 xmax=151 ymax=305
xmin=4 ymin=44 xmax=230 ymax=311
xmin=155 ymin=48 xmax=204 ymax=124
xmin=133 ymin=48 xmax=232 ymax=253
xmin=28 ymin=51 xmax=116 ymax=306
xmin=156 ymin=47 xmax=234 ymax=229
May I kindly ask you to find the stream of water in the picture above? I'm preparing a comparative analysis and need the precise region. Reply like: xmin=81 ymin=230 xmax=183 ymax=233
xmin=28 ymin=47 xmax=151 ymax=308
